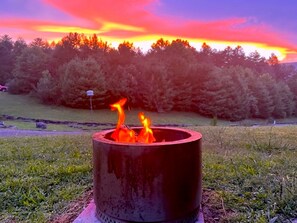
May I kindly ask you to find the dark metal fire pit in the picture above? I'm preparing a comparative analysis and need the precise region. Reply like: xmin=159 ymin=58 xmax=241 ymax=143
xmin=92 ymin=127 xmax=202 ymax=223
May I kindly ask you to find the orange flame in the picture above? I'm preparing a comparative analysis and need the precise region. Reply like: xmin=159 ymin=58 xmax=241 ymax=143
xmin=110 ymin=98 xmax=155 ymax=143
xmin=110 ymin=98 xmax=127 ymax=129
xmin=110 ymin=98 xmax=136 ymax=143
xmin=138 ymin=112 xmax=156 ymax=143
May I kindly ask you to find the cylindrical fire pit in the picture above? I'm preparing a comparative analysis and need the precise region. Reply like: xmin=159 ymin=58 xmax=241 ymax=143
xmin=92 ymin=127 xmax=202 ymax=222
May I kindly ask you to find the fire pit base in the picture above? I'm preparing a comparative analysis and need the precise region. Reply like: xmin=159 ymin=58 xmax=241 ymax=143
xmin=73 ymin=200 xmax=205 ymax=223
xmin=97 ymin=208 xmax=200 ymax=223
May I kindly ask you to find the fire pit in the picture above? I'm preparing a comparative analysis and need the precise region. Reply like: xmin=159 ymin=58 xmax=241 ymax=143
xmin=92 ymin=127 xmax=202 ymax=222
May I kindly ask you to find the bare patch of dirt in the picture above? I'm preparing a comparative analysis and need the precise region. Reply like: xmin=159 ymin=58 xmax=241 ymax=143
xmin=202 ymin=189 xmax=236 ymax=223
xmin=50 ymin=190 xmax=93 ymax=223
xmin=50 ymin=189 xmax=235 ymax=223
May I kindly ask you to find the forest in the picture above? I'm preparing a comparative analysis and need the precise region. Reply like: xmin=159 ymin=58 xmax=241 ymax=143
xmin=0 ymin=33 xmax=297 ymax=121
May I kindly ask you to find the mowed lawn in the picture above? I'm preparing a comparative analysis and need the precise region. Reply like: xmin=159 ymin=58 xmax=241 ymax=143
xmin=0 ymin=126 xmax=296 ymax=222
xmin=2 ymin=93 xmax=297 ymax=131
xmin=0 ymin=93 xmax=221 ymax=126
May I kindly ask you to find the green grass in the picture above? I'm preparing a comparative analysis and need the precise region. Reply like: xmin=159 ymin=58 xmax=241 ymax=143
xmin=0 ymin=126 xmax=296 ymax=222
xmin=191 ymin=126 xmax=297 ymax=222
xmin=0 ymin=134 xmax=93 ymax=223
xmin=0 ymin=93 xmax=228 ymax=126
xmin=2 ymin=93 xmax=297 ymax=129
xmin=2 ymin=94 xmax=297 ymax=132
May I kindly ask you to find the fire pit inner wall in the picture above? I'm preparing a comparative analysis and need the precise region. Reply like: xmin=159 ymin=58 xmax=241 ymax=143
xmin=92 ymin=127 xmax=202 ymax=222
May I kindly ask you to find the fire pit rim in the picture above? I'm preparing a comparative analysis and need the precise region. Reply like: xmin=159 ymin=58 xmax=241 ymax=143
xmin=92 ymin=127 xmax=202 ymax=146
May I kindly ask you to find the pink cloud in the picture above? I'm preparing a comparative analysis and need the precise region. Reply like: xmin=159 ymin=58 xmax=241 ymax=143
xmin=44 ymin=0 xmax=159 ymax=27
xmin=42 ymin=0 xmax=297 ymax=50
xmin=1 ymin=18 xmax=71 ymax=29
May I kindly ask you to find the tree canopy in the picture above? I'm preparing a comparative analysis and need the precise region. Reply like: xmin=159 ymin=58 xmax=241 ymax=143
xmin=1 ymin=33 xmax=297 ymax=120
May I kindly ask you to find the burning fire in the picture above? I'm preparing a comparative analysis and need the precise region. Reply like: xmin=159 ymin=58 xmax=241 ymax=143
xmin=138 ymin=112 xmax=156 ymax=143
xmin=110 ymin=98 xmax=156 ymax=143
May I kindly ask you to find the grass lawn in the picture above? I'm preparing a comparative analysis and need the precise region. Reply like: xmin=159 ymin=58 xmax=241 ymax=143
xmin=193 ymin=126 xmax=297 ymax=222
xmin=2 ymin=93 xmax=297 ymax=132
xmin=0 ymin=134 xmax=93 ymax=222
xmin=0 ymin=126 xmax=296 ymax=222
xmin=0 ymin=93 xmax=220 ymax=127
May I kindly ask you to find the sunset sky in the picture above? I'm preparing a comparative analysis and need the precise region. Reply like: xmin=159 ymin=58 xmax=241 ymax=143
xmin=1 ymin=0 xmax=297 ymax=62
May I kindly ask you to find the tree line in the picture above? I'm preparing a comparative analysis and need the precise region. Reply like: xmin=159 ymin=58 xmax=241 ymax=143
xmin=0 ymin=33 xmax=297 ymax=120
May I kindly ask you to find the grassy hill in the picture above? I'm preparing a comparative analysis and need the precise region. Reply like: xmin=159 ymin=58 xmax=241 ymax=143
xmin=0 ymin=93 xmax=222 ymax=127
xmin=1 ymin=93 xmax=297 ymax=131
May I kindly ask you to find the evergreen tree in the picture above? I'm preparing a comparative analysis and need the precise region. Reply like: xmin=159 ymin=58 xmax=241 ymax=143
xmin=246 ymin=51 xmax=267 ymax=74
xmin=260 ymin=74 xmax=291 ymax=118
xmin=36 ymin=70 xmax=61 ymax=104
xmin=226 ymin=66 xmax=255 ymax=119
xmin=49 ymin=33 xmax=81 ymax=74
xmin=173 ymin=80 xmax=194 ymax=111
xmin=79 ymin=34 xmax=111 ymax=60
xmin=60 ymin=57 xmax=107 ymax=108
xmin=287 ymin=74 xmax=297 ymax=115
xmin=8 ymin=46 xmax=48 ymax=94
xmin=272 ymin=81 xmax=295 ymax=118
xmin=106 ymin=64 xmax=139 ymax=106
xmin=149 ymin=39 xmax=197 ymax=111
xmin=0 ymin=35 xmax=14 ymax=84
xmin=250 ymin=75 xmax=274 ymax=118
xmin=198 ymin=66 xmax=257 ymax=120
xmin=140 ymin=63 xmax=175 ymax=112
xmin=13 ymin=38 xmax=27 ymax=59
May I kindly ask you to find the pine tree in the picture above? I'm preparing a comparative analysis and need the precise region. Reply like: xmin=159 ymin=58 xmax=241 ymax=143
xmin=0 ymin=35 xmax=14 ymax=84
xmin=250 ymin=75 xmax=274 ymax=118
xmin=140 ymin=63 xmax=175 ymax=112
xmin=8 ymin=46 xmax=48 ymax=94
xmin=287 ymin=74 xmax=297 ymax=115
xmin=198 ymin=66 xmax=255 ymax=120
xmin=36 ymin=70 xmax=61 ymax=104
xmin=272 ymin=82 xmax=295 ymax=118
xmin=60 ymin=57 xmax=107 ymax=108
xmin=106 ymin=64 xmax=139 ymax=106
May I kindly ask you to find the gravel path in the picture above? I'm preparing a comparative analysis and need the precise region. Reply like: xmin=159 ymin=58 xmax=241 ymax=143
xmin=0 ymin=129 xmax=84 ymax=138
